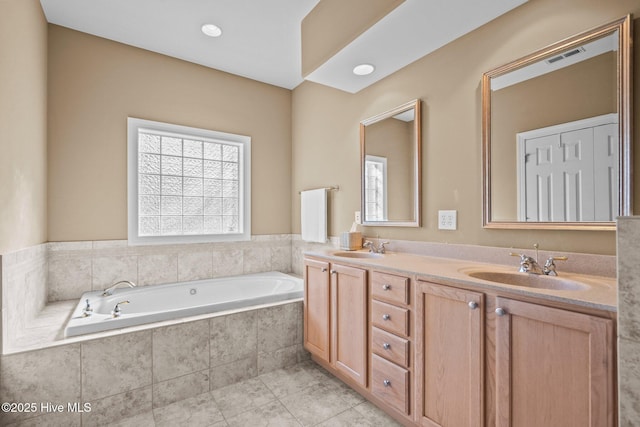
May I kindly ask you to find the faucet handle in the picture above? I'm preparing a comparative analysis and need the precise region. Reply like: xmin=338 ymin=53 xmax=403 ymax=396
xmin=363 ymin=241 xmax=374 ymax=252
xmin=543 ymin=256 xmax=568 ymax=276
xmin=111 ymin=300 xmax=130 ymax=318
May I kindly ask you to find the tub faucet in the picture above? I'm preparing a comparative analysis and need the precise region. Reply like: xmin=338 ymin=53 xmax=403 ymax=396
xmin=102 ymin=280 xmax=136 ymax=296
xmin=111 ymin=300 xmax=130 ymax=318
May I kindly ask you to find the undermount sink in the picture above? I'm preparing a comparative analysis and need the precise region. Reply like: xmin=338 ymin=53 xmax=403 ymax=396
xmin=333 ymin=251 xmax=383 ymax=259
xmin=466 ymin=270 xmax=590 ymax=291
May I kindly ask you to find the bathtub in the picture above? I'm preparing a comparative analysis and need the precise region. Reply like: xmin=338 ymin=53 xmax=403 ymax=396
xmin=64 ymin=271 xmax=303 ymax=337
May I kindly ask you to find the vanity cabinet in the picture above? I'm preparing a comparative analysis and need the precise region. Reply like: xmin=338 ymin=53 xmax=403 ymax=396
xmin=303 ymin=259 xmax=368 ymax=386
xmin=331 ymin=263 xmax=368 ymax=386
xmin=370 ymin=271 xmax=412 ymax=417
xmin=303 ymin=259 xmax=331 ymax=362
xmin=494 ymin=297 xmax=614 ymax=427
xmin=415 ymin=281 xmax=484 ymax=427
xmin=304 ymin=256 xmax=616 ymax=427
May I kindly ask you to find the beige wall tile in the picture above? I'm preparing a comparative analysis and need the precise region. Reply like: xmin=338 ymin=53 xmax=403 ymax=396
xmin=81 ymin=331 xmax=152 ymax=401
xmin=0 ymin=345 xmax=81 ymax=425
xmin=212 ymin=249 xmax=243 ymax=277
xmin=152 ymin=320 xmax=209 ymax=382
xmin=48 ymin=256 xmax=91 ymax=301
xmin=82 ymin=386 xmax=152 ymax=427
xmin=178 ymin=251 xmax=213 ymax=282
xmin=209 ymin=356 xmax=257 ymax=390
xmin=242 ymin=247 xmax=271 ymax=274
xmin=92 ymin=255 xmax=138 ymax=291
xmin=152 ymin=370 xmax=210 ymax=409
xmin=210 ymin=311 xmax=257 ymax=367
xmin=137 ymin=254 xmax=177 ymax=286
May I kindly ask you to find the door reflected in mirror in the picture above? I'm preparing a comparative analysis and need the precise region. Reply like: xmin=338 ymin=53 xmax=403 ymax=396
xmin=361 ymin=100 xmax=421 ymax=227
xmin=482 ymin=16 xmax=632 ymax=230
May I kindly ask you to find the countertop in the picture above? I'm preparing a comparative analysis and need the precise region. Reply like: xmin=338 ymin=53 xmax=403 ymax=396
xmin=304 ymin=249 xmax=617 ymax=312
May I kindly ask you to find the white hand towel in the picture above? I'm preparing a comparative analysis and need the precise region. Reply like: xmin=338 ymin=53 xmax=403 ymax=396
xmin=301 ymin=188 xmax=327 ymax=243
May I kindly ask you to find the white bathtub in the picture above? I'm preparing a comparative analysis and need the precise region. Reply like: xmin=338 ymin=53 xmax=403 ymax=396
xmin=64 ymin=271 xmax=303 ymax=337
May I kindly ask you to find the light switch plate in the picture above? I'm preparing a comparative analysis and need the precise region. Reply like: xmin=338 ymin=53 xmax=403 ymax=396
xmin=438 ymin=210 xmax=457 ymax=230
xmin=355 ymin=211 xmax=362 ymax=224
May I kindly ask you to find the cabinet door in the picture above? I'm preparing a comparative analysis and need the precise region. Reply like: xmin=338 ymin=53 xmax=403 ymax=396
xmin=331 ymin=264 xmax=367 ymax=387
xmin=303 ymin=259 xmax=330 ymax=362
xmin=415 ymin=281 xmax=484 ymax=427
xmin=495 ymin=297 xmax=614 ymax=427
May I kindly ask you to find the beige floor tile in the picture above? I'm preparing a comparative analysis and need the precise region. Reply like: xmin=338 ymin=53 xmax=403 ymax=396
xmin=225 ymin=401 xmax=302 ymax=427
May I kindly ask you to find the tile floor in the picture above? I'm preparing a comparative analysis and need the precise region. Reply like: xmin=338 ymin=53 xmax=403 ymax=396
xmin=111 ymin=360 xmax=402 ymax=427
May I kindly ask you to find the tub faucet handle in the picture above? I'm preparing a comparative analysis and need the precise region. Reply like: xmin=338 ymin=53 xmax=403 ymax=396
xmin=111 ymin=300 xmax=130 ymax=318
xmin=82 ymin=299 xmax=93 ymax=317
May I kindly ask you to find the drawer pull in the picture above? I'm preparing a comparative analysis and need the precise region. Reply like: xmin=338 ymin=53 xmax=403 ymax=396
xmin=382 ymin=314 xmax=391 ymax=321
xmin=383 ymin=343 xmax=391 ymax=350
xmin=382 ymin=284 xmax=391 ymax=291
xmin=321 ymin=267 xmax=327 ymax=272
xmin=495 ymin=307 xmax=506 ymax=317
xmin=330 ymin=270 xmax=337 ymax=274
xmin=383 ymin=379 xmax=391 ymax=387
xmin=468 ymin=301 xmax=478 ymax=310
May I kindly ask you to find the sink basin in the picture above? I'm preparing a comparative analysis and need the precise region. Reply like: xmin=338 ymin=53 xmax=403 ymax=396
xmin=334 ymin=251 xmax=383 ymax=259
xmin=466 ymin=271 xmax=589 ymax=291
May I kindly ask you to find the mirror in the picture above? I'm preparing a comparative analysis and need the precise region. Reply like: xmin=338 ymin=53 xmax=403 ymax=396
xmin=482 ymin=16 xmax=632 ymax=230
xmin=360 ymin=99 xmax=421 ymax=227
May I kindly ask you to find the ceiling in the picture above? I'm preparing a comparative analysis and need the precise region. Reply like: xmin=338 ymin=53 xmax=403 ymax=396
xmin=39 ymin=0 xmax=528 ymax=92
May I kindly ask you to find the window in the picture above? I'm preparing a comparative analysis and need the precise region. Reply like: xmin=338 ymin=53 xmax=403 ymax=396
xmin=128 ymin=118 xmax=251 ymax=245
xmin=364 ymin=155 xmax=388 ymax=221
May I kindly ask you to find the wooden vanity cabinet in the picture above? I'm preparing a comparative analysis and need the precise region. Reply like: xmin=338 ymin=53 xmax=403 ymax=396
xmin=303 ymin=258 xmax=331 ymax=362
xmin=494 ymin=296 xmax=615 ymax=427
xmin=415 ymin=280 xmax=484 ymax=427
xmin=303 ymin=258 xmax=368 ymax=387
xmin=331 ymin=263 xmax=368 ymax=386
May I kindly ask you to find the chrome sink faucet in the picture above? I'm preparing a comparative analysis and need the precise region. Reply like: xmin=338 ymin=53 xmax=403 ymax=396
xmin=510 ymin=244 xmax=568 ymax=275
xmin=363 ymin=239 xmax=389 ymax=254
xmin=102 ymin=280 xmax=136 ymax=296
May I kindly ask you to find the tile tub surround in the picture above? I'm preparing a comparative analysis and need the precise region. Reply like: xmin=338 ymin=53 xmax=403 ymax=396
xmin=617 ymin=217 xmax=640 ymax=426
xmin=0 ymin=300 xmax=307 ymax=426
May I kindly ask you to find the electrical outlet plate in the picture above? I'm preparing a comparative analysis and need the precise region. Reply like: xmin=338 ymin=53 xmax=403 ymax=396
xmin=438 ymin=210 xmax=457 ymax=230
xmin=355 ymin=211 xmax=362 ymax=224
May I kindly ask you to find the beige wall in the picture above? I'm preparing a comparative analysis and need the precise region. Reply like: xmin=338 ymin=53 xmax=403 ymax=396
xmin=292 ymin=0 xmax=640 ymax=255
xmin=0 ymin=0 xmax=48 ymax=254
xmin=47 ymin=25 xmax=292 ymax=241
xmin=301 ymin=0 xmax=404 ymax=77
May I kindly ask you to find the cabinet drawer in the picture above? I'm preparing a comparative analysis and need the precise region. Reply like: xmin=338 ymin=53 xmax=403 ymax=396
xmin=372 ymin=327 xmax=409 ymax=367
xmin=371 ymin=300 xmax=409 ymax=336
xmin=371 ymin=354 xmax=410 ymax=415
xmin=371 ymin=272 xmax=409 ymax=305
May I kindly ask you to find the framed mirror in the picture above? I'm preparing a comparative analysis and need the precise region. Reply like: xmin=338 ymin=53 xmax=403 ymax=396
xmin=482 ymin=15 xmax=632 ymax=230
xmin=360 ymin=99 xmax=421 ymax=227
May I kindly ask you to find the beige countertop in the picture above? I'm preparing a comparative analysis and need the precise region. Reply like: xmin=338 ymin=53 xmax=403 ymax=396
xmin=304 ymin=249 xmax=617 ymax=312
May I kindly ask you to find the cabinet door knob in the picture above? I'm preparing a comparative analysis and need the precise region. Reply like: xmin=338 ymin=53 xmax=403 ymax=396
xmin=468 ymin=301 xmax=478 ymax=310
xmin=382 ymin=314 xmax=391 ymax=321
xmin=495 ymin=307 xmax=506 ymax=317
xmin=383 ymin=343 xmax=391 ymax=350
xmin=382 ymin=284 xmax=391 ymax=291
xmin=321 ymin=267 xmax=327 ymax=272
xmin=383 ymin=379 xmax=391 ymax=387
xmin=330 ymin=270 xmax=337 ymax=274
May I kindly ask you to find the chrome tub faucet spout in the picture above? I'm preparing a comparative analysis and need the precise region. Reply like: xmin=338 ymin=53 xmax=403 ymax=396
xmin=102 ymin=280 xmax=136 ymax=296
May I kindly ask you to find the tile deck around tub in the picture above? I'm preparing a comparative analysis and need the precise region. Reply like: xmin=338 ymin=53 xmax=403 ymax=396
xmin=104 ymin=361 xmax=402 ymax=427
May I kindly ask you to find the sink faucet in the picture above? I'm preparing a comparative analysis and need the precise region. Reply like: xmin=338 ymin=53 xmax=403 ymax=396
xmin=510 ymin=253 xmax=544 ymax=274
xmin=363 ymin=239 xmax=389 ymax=254
xmin=102 ymin=280 xmax=136 ymax=296
xmin=510 ymin=244 xmax=569 ymax=275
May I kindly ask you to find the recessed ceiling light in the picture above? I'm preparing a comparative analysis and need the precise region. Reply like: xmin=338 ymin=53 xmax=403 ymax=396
xmin=201 ymin=24 xmax=222 ymax=38
xmin=353 ymin=64 xmax=375 ymax=76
